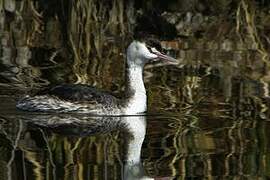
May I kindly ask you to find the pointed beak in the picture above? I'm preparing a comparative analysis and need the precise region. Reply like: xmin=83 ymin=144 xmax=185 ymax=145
xmin=151 ymin=48 xmax=177 ymax=62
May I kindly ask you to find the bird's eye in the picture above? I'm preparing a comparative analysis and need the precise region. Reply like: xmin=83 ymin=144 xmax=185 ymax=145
xmin=146 ymin=45 xmax=153 ymax=53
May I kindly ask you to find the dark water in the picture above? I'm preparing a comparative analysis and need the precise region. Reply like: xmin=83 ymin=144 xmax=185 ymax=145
xmin=1 ymin=52 xmax=270 ymax=179
xmin=1 ymin=16 xmax=270 ymax=178
xmin=0 ymin=0 xmax=270 ymax=179
xmin=1 ymin=96 xmax=270 ymax=180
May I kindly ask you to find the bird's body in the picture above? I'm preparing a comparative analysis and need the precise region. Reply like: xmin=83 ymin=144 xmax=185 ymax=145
xmin=17 ymin=84 xmax=123 ymax=114
xmin=16 ymin=41 xmax=176 ymax=115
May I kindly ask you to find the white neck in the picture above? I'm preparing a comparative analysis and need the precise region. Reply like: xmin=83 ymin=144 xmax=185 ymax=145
xmin=124 ymin=61 xmax=147 ymax=114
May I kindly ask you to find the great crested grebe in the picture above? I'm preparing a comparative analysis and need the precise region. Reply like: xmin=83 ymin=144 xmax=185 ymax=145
xmin=16 ymin=40 xmax=177 ymax=115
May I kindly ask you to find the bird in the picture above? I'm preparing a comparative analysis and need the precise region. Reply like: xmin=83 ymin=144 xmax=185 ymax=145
xmin=16 ymin=40 xmax=177 ymax=115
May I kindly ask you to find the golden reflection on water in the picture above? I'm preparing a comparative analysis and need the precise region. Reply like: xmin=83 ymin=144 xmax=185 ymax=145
xmin=1 ymin=43 xmax=270 ymax=178
xmin=0 ymin=98 xmax=269 ymax=179
xmin=0 ymin=1 xmax=270 ymax=179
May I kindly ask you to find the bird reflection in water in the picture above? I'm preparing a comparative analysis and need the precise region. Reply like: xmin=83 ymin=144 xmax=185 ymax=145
xmin=24 ymin=113 xmax=152 ymax=180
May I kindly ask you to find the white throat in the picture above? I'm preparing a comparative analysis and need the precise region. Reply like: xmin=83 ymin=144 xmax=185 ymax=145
xmin=124 ymin=60 xmax=147 ymax=114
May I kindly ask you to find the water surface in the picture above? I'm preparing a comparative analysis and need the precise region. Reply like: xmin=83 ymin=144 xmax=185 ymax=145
xmin=0 ymin=60 xmax=269 ymax=179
